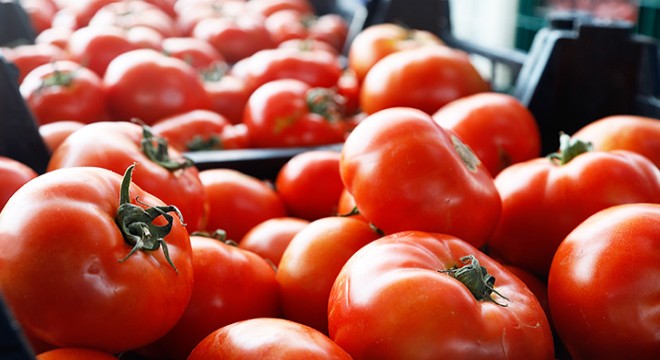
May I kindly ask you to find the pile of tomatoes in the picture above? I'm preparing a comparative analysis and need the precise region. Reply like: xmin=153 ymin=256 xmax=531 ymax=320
xmin=1 ymin=0 xmax=659 ymax=359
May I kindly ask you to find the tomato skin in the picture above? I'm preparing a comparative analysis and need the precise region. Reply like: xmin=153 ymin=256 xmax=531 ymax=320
xmin=67 ymin=25 xmax=137 ymax=77
xmin=203 ymin=74 xmax=251 ymax=125
xmin=548 ymin=203 xmax=660 ymax=360
xmin=47 ymin=121 xmax=208 ymax=233
xmin=360 ymin=46 xmax=489 ymax=115
xmin=151 ymin=109 xmax=231 ymax=152
xmin=0 ymin=166 xmax=193 ymax=353
xmin=328 ymin=231 xmax=554 ymax=360
xmin=103 ymin=49 xmax=211 ymax=124
xmin=161 ymin=36 xmax=226 ymax=70
xmin=0 ymin=157 xmax=38 ymax=211
xmin=20 ymin=60 xmax=109 ymax=126
xmin=432 ymin=92 xmax=542 ymax=176
xmin=36 ymin=348 xmax=118 ymax=360
xmin=488 ymin=149 xmax=660 ymax=279
xmin=187 ymin=317 xmax=352 ymax=360
xmin=89 ymin=0 xmax=178 ymax=38
xmin=199 ymin=168 xmax=287 ymax=241
xmin=277 ymin=216 xmax=381 ymax=333
xmin=239 ymin=217 xmax=310 ymax=266
xmin=38 ymin=120 xmax=86 ymax=153
xmin=1 ymin=43 xmax=69 ymax=83
xmin=275 ymin=150 xmax=344 ymax=221
xmin=572 ymin=115 xmax=660 ymax=168
xmin=340 ymin=107 xmax=501 ymax=249
xmin=137 ymin=234 xmax=281 ymax=360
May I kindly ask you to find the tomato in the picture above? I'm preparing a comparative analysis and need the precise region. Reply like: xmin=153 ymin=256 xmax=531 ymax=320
xmin=239 ymin=217 xmax=310 ymax=266
xmin=20 ymin=60 xmax=108 ymax=125
xmin=20 ymin=0 xmax=58 ymax=34
xmin=0 ymin=165 xmax=193 ymax=353
xmin=1 ymin=43 xmax=69 ymax=84
xmin=192 ymin=13 xmax=274 ymax=64
xmin=264 ymin=9 xmax=309 ymax=46
xmin=0 ymin=157 xmax=38 ymax=211
xmin=50 ymin=0 xmax=118 ymax=30
xmin=230 ymin=46 xmax=343 ymax=93
xmin=336 ymin=68 xmax=360 ymax=116
xmin=67 ymin=25 xmax=137 ymax=77
xmin=246 ymin=0 xmax=315 ymax=17
xmin=38 ymin=120 xmax=85 ymax=153
xmin=35 ymin=27 xmax=73 ymax=50
xmin=277 ymin=216 xmax=381 ymax=333
xmin=48 ymin=121 xmax=208 ymax=233
xmin=307 ymin=13 xmax=349 ymax=53
xmin=36 ymin=348 xmax=118 ymax=360
xmin=275 ymin=150 xmax=344 ymax=221
xmin=340 ymin=107 xmax=501 ymax=249
xmin=360 ymin=46 xmax=490 ymax=115
xmin=348 ymin=22 xmax=445 ymax=83
xmin=151 ymin=109 xmax=232 ymax=152
xmin=328 ymin=231 xmax=554 ymax=359
xmin=432 ymin=92 xmax=542 ymax=176
xmin=199 ymin=168 xmax=287 ymax=241
xmin=548 ymin=203 xmax=660 ymax=359
xmin=88 ymin=0 xmax=178 ymax=38
xmin=203 ymin=72 xmax=251 ymax=125
xmin=571 ymin=114 xmax=660 ymax=168
xmin=161 ymin=36 xmax=226 ymax=70
xmin=124 ymin=25 xmax=165 ymax=50
xmin=487 ymin=134 xmax=660 ymax=279
xmin=243 ymin=79 xmax=346 ymax=148
xmin=103 ymin=49 xmax=211 ymax=124
xmin=187 ymin=318 xmax=351 ymax=360
xmin=137 ymin=232 xmax=281 ymax=360
xmin=218 ymin=123 xmax=250 ymax=150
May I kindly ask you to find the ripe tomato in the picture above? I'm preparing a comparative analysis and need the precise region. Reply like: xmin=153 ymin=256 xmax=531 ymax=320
xmin=199 ymin=168 xmax=287 ymax=241
xmin=0 ymin=165 xmax=193 ymax=353
xmin=20 ymin=60 xmax=108 ymax=125
xmin=187 ymin=318 xmax=351 ymax=360
xmin=572 ymin=114 xmax=660 ymax=168
xmin=340 ymin=107 xmax=501 ymax=249
xmin=1 ymin=43 xmax=69 ymax=83
xmin=488 ymin=134 xmax=660 ymax=279
xmin=36 ymin=348 xmax=117 ymax=360
xmin=48 ymin=121 xmax=208 ymax=233
xmin=161 ymin=36 xmax=226 ymax=70
xmin=103 ymin=49 xmax=211 ymax=124
xmin=35 ymin=27 xmax=73 ymax=49
xmin=264 ymin=9 xmax=309 ymax=45
xmin=67 ymin=25 xmax=137 ymax=77
xmin=246 ymin=0 xmax=315 ymax=17
xmin=277 ymin=216 xmax=381 ymax=333
xmin=238 ymin=217 xmax=310 ymax=266
xmin=548 ymin=203 xmax=660 ymax=359
xmin=360 ymin=46 xmax=490 ymax=115
xmin=243 ymin=79 xmax=346 ymax=148
xmin=348 ymin=22 xmax=445 ymax=83
xmin=432 ymin=92 xmax=542 ymax=176
xmin=0 ymin=156 xmax=38 ymax=211
xmin=328 ymin=231 xmax=554 ymax=359
xmin=88 ymin=0 xmax=178 ymax=38
xmin=20 ymin=0 xmax=58 ymax=34
xmin=275 ymin=150 xmax=344 ymax=221
xmin=151 ymin=109 xmax=232 ymax=152
xmin=38 ymin=120 xmax=85 ymax=153
xmin=307 ymin=13 xmax=349 ymax=53
xmin=203 ymin=72 xmax=251 ymax=125
xmin=137 ymin=232 xmax=281 ymax=360
xmin=50 ymin=0 xmax=118 ymax=30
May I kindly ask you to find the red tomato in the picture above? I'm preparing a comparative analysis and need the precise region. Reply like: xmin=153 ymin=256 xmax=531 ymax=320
xmin=0 ymin=165 xmax=193 ymax=353
xmin=264 ymin=9 xmax=309 ymax=45
xmin=103 ymin=49 xmax=211 ymax=124
xmin=548 ymin=203 xmax=660 ymax=359
xmin=199 ymin=168 xmax=287 ymax=241
xmin=20 ymin=0 xmax=58 ymax=34
xmin=20 ymin=60 xmax=108 ymax=125
xmin=124 ymin=25 xmax=165 ymax=50
xmin=488 ymin=134 xmax=660 ymax=279
xmin=36 ymin=348 xmax=117 ymax=360
xmin=336 ymin=68 xmax=360 ymax=116
xmin=187 ymin=318 xmax=351 ymax=360
xmin=151 ymin=109 xmax=232 ymax=152
xmin=243 ymin=79 xmax=346 ymax=148
xmin=275 ymin=150 xmax=344 ymax=221
xmin=137 ymin=233 xmax=281 ymax=360
xmin=360 ymin=46 xmax=490 ymax=115
xmin=238 ymin=217 xmax=310 ymax=266
xmin=0 ymin=156 xmax=38 ymax=211
xmin=89 ymin=0 xmax=178 ymax=38
xmin=348 ymin=22 xmax=445 ymax=83
xmin=336 ymin=187 xmax=368 ymax=222
xmin=192 ymin=13 xmax=274 ymax=64
xmin=50 ymin=0 xmax=118 ymax=30
xmin=38 ymin=120 xmax=85 ymax=153
xmin=307 ymin=13 xmax=349 ymax=53
xmin=67 ymin=25 xmax=137 ymax=77
xmin=432 ymin=92 xmax=542 ymax=176
xmin=277 ymin=216 xmax=381 ymax=333
xmin=48 ymin=121 xmax=209 ymax=233
xmin=277 ymin=38 xmax=339 ymax=56
xmin=572 ymin=114 xmax=660 ymax=168
xmin=203 ymin=73 xmax=252 ymax=125
xmin=328 ymin=231 xmax=554 ymax=359
xmin=246 ymin=0 xmax=315 ymax=17
xmin=340 ymin=107 xmax=501 ymax=249
xmin=219 ymin=123 xmax=250 ymax=150
xmin=35 ymin=27 xmax=74 ymax=50
xmin=1 ymin=43 xmax=69 ymax=83
xmin=161 ymin=36 xmax=226 ymax=70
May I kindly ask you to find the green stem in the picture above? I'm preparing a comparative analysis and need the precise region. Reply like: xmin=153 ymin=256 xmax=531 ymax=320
xmin=547 ymin=132 xmax=593 ymax=165
xmin=306 ymin=87 xmax=344 ymax=122
xmin=141 ymin=124 xmax=194 ymax=171
xmin=439 ymin=255 xmax=509 ymax=306
xmin=115 ymin=164 xmax=186 ymax=273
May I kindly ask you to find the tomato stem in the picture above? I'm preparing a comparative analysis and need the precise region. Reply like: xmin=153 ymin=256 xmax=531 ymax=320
xmin=190 ymin=229 xmax=238 ymax=247
xmin=186 ymin=135 xmax=221 ymax=151
xmin=547 ymin=132 xmax=593 ymax=165
xmin=115 ymin=163 xmax=185 ymax=273
xmin=140 ymin=124 xmax=195 ymax=171
xmin=439 ymin=255 xmax=509 ymax=306
xmin=306 ymin=87 xmax=344 ymax=122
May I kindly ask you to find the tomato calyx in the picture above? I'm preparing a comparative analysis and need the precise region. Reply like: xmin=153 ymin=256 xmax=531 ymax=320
xmin=186 ymin=135 xmax=222 ymax=151
xmin=191 ymin=229 xmax=238 ymax=247
xmin=115 ymin=163 xmax=186 ymax=273
xmin=306 ymin=87 xmax=344 ymax=122
xmin=547 ymin=132 xmax=593 ymax=165
xmin=439 ymin=255 xmax=509 ymax=306
xmin=38 ymin=65 xmax=78 ymax=90
xmin=141 ymin=124 xmax=195 ymax=171
xmin=451 ymin=135 xmax=481 ymax=172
